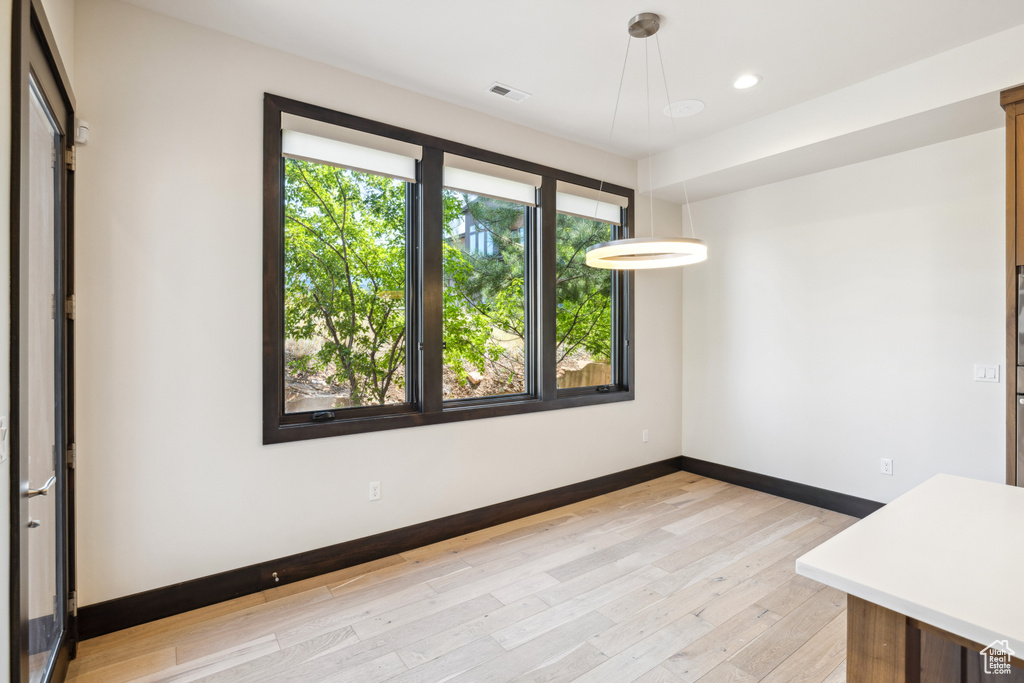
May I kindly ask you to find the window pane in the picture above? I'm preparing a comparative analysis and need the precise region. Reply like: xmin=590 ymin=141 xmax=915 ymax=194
xmin=283 ymin=158 xmax=409 ymax=412
xmin=443 ymin=193 xmax=529 ymax=399
xmin=556 ymin=213 xmax=614 ymax=389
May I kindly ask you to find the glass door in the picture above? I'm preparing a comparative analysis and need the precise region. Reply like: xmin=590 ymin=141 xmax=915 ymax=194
xmin=22 ymin=73 xmax=66 ymax=683
xmin=13 ymin=2 xmax=76 ymax=681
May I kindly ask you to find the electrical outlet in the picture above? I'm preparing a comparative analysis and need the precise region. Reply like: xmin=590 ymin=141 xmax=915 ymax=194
xmin=369 ymin=481 xmax=381 ymax=501
xmin=880 ymin=458 xmax=893 ymax=476
xmin=642 ymin=429 xmax=649 ymax=443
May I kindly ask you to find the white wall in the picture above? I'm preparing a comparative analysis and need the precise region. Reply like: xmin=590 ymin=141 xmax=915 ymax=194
xmin=40 ymin=0 xmax=75 ymax=84
xmin=682 ymin=129 xmax=1005 ymax=504
xmin=73 ymin=0 xmax=684 ymax=606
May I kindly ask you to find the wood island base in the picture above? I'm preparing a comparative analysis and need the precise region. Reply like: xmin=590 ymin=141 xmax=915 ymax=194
xmin=848 ymin=595 xmax=1024 ymax=683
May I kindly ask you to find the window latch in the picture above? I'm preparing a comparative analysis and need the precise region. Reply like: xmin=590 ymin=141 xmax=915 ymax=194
xmin=311 ymin=411 xmax=335 ymax=422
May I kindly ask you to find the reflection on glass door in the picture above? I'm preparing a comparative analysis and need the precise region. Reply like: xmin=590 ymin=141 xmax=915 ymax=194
xmin=24 ymin=72 xmax=65 ymax=683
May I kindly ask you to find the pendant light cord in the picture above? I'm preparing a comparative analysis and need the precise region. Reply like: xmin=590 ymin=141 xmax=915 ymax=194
xmin=645 ymin=36 xmax=655 ymax=238
xmin=655 ymin=32 xmax=697 ymax=240
xmin=594 ymin=35 xmax=632 ymax=228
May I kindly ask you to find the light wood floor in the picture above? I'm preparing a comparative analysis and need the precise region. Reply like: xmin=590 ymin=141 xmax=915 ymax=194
xmin=66 ymin=472 xmax=854 ymax=682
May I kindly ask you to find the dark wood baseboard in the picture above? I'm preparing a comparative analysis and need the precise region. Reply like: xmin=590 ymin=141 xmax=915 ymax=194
xmin=78 ymin=455 xmax=881 ymax=641
xmin=78 ymin=456 xmax=683 ymax=641
xmin=679 ymin=456 xmax=884 ymax=518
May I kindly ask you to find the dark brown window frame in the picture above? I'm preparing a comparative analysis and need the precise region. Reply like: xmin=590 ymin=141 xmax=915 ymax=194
xmin=263 ymin=94 xmax=635 ymax=444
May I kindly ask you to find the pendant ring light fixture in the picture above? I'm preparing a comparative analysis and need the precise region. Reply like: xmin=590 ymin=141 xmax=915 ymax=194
xmin=586 ymin=12 xmax=708 ymax=270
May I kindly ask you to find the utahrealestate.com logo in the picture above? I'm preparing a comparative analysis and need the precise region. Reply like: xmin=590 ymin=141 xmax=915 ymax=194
xmin=981 ymin=640 xmax=1016 ymax=675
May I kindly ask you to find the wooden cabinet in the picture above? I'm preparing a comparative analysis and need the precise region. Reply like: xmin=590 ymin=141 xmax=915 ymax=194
xmin=1002 ymin=85 xmax=1024 ymax=487
xmin=846 ymin=596 xmax=1024 ymax=682
xmin=1004 ymin=86 xmax=1024 ymax=265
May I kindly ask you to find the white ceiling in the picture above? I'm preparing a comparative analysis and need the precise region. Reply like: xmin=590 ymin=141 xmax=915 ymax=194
xmin=120 ymin=0 xmax=1024 ymax=160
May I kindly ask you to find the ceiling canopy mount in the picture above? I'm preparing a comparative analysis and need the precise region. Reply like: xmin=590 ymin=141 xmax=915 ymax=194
xmin=627 ymin=12 xmax=661 ymax=38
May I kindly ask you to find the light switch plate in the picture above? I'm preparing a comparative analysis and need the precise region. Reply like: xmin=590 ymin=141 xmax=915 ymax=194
xmin=0 ymin=416 xmax=7 ymax=463
xmin=974 ymin=364 xmax=1000 ymax=383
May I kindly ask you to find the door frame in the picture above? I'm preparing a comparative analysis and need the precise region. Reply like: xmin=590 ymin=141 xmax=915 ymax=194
xmin=9 ymin=0 xmax=76 ymax=681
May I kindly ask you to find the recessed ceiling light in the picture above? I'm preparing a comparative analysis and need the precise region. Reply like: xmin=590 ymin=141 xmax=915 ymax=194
xmin=733 ymin=74 xmax=761 ymax=90
xmin=663 ymin=99 xmax=704 ymax=118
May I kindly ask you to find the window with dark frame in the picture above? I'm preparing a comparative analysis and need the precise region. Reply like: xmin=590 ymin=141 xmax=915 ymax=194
xmin=554 ymin=212 xmax=615 ymax=389
xmin=263 ymin=94 xmax=635 ymax=443
xmin=282 ymin=157 xmax=413 ymax=414
xmin=442 ymin=193 xmax=531 ymax=401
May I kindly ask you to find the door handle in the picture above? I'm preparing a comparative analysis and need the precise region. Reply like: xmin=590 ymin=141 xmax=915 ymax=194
xmin=27 ymin=519 xmax=40 ymax=528
xmin=27 ymin=475 xmax=56 ymax=498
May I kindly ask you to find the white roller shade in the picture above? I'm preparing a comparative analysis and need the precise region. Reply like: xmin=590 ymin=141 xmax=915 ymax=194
xmin=443 ymin=167 xmax=537 ymax=206
xmin=444 ymin=154 xmax=542 ymax=186
xmin=282 ymin=130 xmax=418 ymax=183
xmin=556 ymin=192 xmax=624 ymax=225
xmin=282 ymin=113 xmax=422 ymax=159
xmin=442 ymin=154 xmax=540 ymax=206
xmin=556 ymin=181 xmax=628 ymax=225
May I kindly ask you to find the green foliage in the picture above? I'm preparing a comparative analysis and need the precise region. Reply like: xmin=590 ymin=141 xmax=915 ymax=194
xmin=555 ymin=214 xmax=613 ymax=363
xmin=284 ymin=160 xmax=409 ymax=406
xmin=442 ymin=195 xmax=527 ymax=386
xmin=440 ymin=233 xmax=497 ymax=386
xmin=283 ymin=158 xmax=614 ymax=408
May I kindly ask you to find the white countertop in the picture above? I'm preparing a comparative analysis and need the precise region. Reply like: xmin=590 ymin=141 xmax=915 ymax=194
xmin=796 ymin=474 xmax=1024 ymax=654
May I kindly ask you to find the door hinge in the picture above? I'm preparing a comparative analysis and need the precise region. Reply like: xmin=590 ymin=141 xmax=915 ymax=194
xmin=68 ymin=591 xmax=77 ymax=616
xmin=67 ymin=443 xmax=76 ymax=469
xmin=65 ymin=294 xmax=76 ymax=320
xmin=65 ymin=146 xmax=76 ymax=171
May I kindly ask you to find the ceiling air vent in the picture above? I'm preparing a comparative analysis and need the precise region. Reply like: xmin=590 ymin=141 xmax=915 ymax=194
xmin=488 ymin=82 xmax=531 ymax=103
